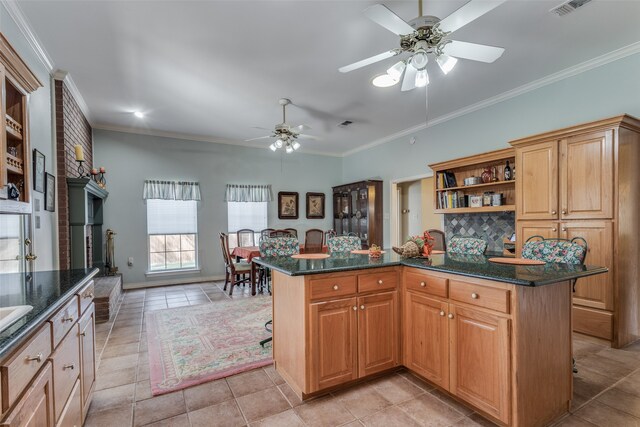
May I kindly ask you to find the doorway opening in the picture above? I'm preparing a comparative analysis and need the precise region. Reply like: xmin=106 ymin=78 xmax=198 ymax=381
xmin=391 ymin=175 xmax=443 ymax=247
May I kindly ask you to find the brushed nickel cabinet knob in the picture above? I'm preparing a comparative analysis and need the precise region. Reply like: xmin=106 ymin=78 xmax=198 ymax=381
xmin=448 ymin=313 xmax=454 ymax=319
xmin=377 ymin=279 xmax=383 ymax=285
xmin=552 ymin=228 xmax=557 ymax=232
xmin=420 ymin=282 xmax=426 ymax=287
xmin=551 ymin=210 xmax=557 ymax=215
xmin=352 ymin=306 xmax=357 ymax=311
xmin=333 ymin=285 xmax=339 ymax=290
xmin=562 ymin=227 xmax=567 ymax=232
xmin=360 ymin=305 xmax=365 ymax=310
xmin=562 ymin=209 xmax=567 ymax=215
xmin=26 ymin=353 xmax=43 ymax=363
xmin=471 ymin=293 xmax=479 ymax=299
xmin=439 ymin=311 xmax=445 ymax=317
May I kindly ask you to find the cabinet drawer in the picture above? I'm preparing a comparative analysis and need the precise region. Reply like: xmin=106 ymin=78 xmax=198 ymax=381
xmin=51 ymin=324 xmax=80 ymax=423
xmin=56 ymin=379 xmax=81 ymax=427
xmin=76 ymin=281 xmax=94 ymax=317
xmin=49 ymin=297 xmax=79 ymax=349
xmin=404 ymin=271 xmax=448 ymax=298
xmin=450 ymin=280 xmax=510 ymax=314
xmin=309 ymin=276 xmax=357 ymax=301
xmin=358 ymin=271 xmax=398 ymax=293
xmin=1 ymin=324 xmax=52 ymax=411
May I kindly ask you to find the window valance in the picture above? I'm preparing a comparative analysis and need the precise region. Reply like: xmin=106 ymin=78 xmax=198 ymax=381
xmin=143 ymin=180 xmax=201 ymax=201
xmin=224 ymin=184 xmax=273 ymax=203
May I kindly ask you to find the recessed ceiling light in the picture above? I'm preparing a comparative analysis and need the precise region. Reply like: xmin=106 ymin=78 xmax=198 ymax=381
xmin=372 ymin=74 xmax=399 ymax=88
xmin=133 ymin=111 xmax=145 ymax=118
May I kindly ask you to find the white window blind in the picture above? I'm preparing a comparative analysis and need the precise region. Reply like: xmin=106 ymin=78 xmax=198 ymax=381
xmin=227 ymin=202 xmax=268 ymax=232
xmin=147 ymin=199 xmax=198 ymax=234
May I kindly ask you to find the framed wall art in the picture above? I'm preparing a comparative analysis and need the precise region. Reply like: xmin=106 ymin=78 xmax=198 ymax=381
xmin=306 ymin=192 xmax=325 ymax=219
xmin=33 ymin=149 xmax=45 ymax=193
xmin=278 ymin=192 xmax=299 ymax=219
xmin=45 ymin=172 xmax=55 ymax=212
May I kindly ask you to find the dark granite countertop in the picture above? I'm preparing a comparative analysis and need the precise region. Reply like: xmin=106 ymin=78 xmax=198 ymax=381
xmin=0 ymin=268 xmax=99 ymax=360
xmin=253 ymin=251 xmax=608 ymax=287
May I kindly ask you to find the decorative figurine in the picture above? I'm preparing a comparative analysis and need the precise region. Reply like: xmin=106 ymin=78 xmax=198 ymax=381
xmin=393 ymin=231 xmax=435 ymax=258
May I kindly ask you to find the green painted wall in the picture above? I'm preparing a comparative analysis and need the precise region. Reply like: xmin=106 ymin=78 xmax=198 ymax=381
xmin=93 ymin=129 xmax=342 ymax=285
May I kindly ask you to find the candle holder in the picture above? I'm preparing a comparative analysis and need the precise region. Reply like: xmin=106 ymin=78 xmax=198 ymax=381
xmin=75 ymin=160 xmax=90 ymax=178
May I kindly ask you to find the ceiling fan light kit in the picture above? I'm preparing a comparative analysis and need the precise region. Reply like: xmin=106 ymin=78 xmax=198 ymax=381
xmin=339 ymin=0 xmax=507 ymax=91
xmin=246 ymin=98 xmax=318 ymax=153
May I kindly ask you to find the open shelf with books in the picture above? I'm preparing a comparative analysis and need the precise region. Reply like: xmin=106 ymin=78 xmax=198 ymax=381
xmin=429 ymin=147 xmax=516 ymax=214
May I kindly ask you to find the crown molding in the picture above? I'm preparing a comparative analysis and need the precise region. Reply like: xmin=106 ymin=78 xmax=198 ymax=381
xmin=2 ymin=1 xmax=93 ymax=123
xmin=92 ymin=124 xmax=343 ymax=158
xmin=341 ymin=40 xmax=640 ymax=157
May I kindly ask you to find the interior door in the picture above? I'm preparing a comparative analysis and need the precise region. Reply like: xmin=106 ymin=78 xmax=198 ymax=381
xmin=560 ymin=131 xmax=614 ymax=220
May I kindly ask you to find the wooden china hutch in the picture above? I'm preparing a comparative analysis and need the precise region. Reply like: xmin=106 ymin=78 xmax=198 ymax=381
xmin=332 ymin=180 xmax=383 ymax=249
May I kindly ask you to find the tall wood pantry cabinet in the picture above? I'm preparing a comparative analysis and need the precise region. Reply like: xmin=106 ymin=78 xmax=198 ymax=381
xmin=332 ymin=180 xmax=383 ymax=249
xmin=510 ymin=115 xmax=640 ymax=348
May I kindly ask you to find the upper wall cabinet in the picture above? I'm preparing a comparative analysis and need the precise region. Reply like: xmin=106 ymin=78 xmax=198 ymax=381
xmin=0 ymin=33 xmax=44 ymax=208
xmin=514 ymin=130 xmax=614 ymax=221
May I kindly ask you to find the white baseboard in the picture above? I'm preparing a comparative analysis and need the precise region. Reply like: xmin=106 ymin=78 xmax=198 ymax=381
xmin=123 ymin=275 xmax=225 ymax=290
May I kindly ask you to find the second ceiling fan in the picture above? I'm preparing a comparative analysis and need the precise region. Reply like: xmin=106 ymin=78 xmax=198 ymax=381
xmin=340 ymin=0 xmax=507 ymax=91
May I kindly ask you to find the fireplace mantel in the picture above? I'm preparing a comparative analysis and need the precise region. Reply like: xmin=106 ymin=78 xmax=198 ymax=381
xmin=67 ymin=178 xmax=109 ymax=269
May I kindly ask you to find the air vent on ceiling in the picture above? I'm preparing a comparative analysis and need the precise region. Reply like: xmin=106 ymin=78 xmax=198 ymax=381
xmin=550 ymin=0 xmax=592 ymax=16
xmin=339 ymin=120 xmax=353 ymax=127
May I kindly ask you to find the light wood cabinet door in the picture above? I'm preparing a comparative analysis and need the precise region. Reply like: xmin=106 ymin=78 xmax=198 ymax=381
xmin=562 ymin=221 xmax=614 ymax=310
xmin=357 ymin=291 xmax=399 ymax=378
xmin=516 ymin=141 xmax=558 ymax=220
xmin=403 ymin=292 xmax=449 ymax=390
xmin=449 ymin=305 xmax=510 ymax=425
xmin=1 ymin=361 xmax=54 ymax=427
xmin=55 ymin=379 xmax=81 ymax=427
xmin=515 ymin=221 xmax=560 ymax=257
xmin=560 ymin=131 xmax=614 ymax=220
xmin=79 ymin=305 xmax=95 ymax=423
xmin=309 ymin=298 xmax=358 ymax=392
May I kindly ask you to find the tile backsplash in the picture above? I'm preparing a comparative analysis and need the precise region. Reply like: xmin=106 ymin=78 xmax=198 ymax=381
xmin=444 ymin=212 xmax=515 ymax=253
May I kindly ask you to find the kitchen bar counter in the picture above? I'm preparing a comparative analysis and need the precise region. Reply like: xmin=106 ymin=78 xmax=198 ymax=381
xmin=254 ymin=251 xmax=608 ymax=286
xmin=0 ymin=268 xmax=99 ymax=359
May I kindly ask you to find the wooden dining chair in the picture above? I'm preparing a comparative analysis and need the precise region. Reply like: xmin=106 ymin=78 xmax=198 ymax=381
xmin=304 ymin=229 xmax=324 ymax=254
xmin=428 ymin=229 xmax=446 ymax=251
xmin=219 ymin=232 xmax=251 ymax=295
xmin=236 ymin=228 xmax=255 ymax=247
xmin=284 ymin=228 xmax=298 ymax=238
xmin=269 ymin=229 xmax=294 ymax=238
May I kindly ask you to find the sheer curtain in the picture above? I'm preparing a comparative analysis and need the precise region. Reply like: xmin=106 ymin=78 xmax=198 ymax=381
xmin=143 ymin=180 xmax=201 ymax=201
xmin=224 ymin=184 xmax=272 ymax=202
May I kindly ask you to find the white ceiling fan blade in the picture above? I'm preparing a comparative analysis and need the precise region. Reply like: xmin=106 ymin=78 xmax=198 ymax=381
xmin=251 ymin=126 xmax=273 ymax=131
xmin=291 ymin=124 xmax=311 ymax=133
xmin=244 ymin=135 xmax=273 ymax=142
xmin=364 ymin=4 xmax=415 ymax=36
xmin=442 ymin=40 xmax=505 ymax=63
xmin=401 ymin=63 xmax=417 ymax=92
xmin=339 ymin=50 xmax=399 ymax=73
xmin=296 ymin=134 xmax=321 ymax=141
xmin=438 ymin=0 xmax=507 ymax=34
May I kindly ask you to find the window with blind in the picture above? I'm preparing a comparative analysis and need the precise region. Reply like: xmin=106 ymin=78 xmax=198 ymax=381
xmin=147 ymin=199 xmax=198 ymax=271
xmin=227 ymin=201 xmax=268 ymax=248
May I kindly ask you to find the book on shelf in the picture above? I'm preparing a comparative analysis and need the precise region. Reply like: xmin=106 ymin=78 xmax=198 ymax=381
xmin=437 ymin=190 xmax=468 ymax=209
xmin=436 ymin=171 xmax=458 ymax=189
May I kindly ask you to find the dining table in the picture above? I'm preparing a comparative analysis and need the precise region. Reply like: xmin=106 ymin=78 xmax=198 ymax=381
xmin=231 ymin=245 xmax=328 ymax=295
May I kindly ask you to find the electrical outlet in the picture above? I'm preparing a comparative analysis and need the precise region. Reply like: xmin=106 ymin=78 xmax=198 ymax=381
xmin=127 ymin=257 xmax=134 ymax=266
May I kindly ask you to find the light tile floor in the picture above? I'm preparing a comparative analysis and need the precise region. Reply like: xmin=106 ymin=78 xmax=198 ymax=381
xmin=86 ymin=281 xmax=640 ymax=426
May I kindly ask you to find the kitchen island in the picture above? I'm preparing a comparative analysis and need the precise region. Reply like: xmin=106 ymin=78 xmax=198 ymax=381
xmin=254 ymin=252 xmax=607 ymax=427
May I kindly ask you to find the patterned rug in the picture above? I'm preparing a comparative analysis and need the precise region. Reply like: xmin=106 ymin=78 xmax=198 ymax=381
xmin=146 ymin=296 xmax=273 ymax=396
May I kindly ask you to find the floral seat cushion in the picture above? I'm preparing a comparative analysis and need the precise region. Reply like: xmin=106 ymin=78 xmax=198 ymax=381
xmin=327 ymin=235 xmax=362 ymax=253
xmin=522 ymin=239 xmax=586 ymax=265
xmin=259 ymin=237 xmax=299 ymax=257
xmin=447 ymin=237 xmax=487 ymax=256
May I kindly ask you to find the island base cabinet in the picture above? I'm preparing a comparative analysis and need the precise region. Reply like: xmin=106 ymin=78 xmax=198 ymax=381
xmin=358 ymin=292 xmax=398 ymax=378
xmin=309 ymin=298 xmax=358 ymax=392
xmin=449 ymin=305 xmax=510 ymax=425
xmin=403 ymin=292 xmax=449 ymax=390
xmin=1 ymin=361 xmax=54 ymax=427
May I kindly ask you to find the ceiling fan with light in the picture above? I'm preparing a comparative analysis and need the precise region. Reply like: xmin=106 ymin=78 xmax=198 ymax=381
xmin=339 ymin=0 xmax=507 ymax=91
xmin=246 ymin=98 xmax=318 ymax=153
